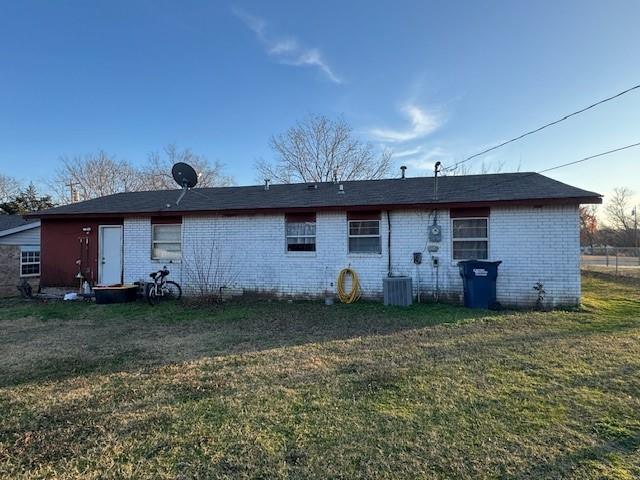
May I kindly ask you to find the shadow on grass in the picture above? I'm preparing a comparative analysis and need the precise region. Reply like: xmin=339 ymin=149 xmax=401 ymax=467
xmin=1 ymin=270 xmax=638 ymax=389
xmin=520 ymin=430 xmax=640 ymax=479
xmin=0 ymin=298 xmax=493 ymax=389
xmin=4 ymin=350 xmax=146 ymax=389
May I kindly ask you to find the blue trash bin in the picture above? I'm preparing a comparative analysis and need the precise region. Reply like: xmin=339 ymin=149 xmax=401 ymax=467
xmin=458 ymin=260 xmax=502 ymax=309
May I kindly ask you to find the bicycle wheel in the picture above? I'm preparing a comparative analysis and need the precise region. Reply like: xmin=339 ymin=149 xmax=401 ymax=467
xmin=146 ymin=284 xmax=160 ymax=306
xmin=163 ymin=281 xmax=182 ymax=301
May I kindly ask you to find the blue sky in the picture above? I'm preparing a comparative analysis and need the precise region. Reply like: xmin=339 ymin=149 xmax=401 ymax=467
xmin=1 ymin=0 xmax=639 ymax=204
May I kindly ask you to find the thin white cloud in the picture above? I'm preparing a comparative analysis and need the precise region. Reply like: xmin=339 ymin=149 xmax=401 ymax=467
xmin=234 ymin=8 xmax=266 ymax=37
xmin=233 ymin=8 xmax=341 ymax=84
xmin=404 ymin=147 xmax=449 ymax=171
xmin=368 ymin=104 xmax=441 ymax=142
xmin=393 ymin=146 xmax=424 ymax=158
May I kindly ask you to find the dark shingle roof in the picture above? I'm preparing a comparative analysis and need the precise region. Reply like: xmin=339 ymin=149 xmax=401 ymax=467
xmin=0 ymin=215 xmax=39 ymax=232
xmin=29 ymin=173 xmax=601 ymax=218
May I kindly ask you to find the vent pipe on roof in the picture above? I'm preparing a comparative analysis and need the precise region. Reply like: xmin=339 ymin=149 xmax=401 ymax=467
xmin=433 ymin=162 xmax=442 ymax=200
xmin=400 ymin=165 xmax=407 ymax=179
xmin=264 ymin=179 xmax=271 ymax=191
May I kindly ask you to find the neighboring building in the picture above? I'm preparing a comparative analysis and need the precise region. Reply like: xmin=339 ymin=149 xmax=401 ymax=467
xmin=0 ymin=215 xmax=41 ymax=296
xmin=28 ymin=173 xmax=601 ymax=307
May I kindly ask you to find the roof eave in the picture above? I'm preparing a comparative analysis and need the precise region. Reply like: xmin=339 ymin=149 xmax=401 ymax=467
xmin=0 ymin=220 xmax=41 ymax=237
xmin=30 ymin=195 xmax=602 ymax=220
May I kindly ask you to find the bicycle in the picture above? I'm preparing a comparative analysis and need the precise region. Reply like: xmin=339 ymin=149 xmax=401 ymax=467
xmin=146 ymin=266 xmax=182 ymax=305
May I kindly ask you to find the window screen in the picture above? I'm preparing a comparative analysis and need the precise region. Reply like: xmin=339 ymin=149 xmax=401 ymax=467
xmin=348 ymin=214 xmax=381 ymax=254
xmin=452 ymin=218 xmax=488 ymax=260
xmin=152 ymin=224 xmax=182 ymax=259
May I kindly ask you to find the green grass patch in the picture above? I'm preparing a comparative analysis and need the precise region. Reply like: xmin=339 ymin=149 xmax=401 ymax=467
xmin=0 ymin=273 xmax=639 ymax=478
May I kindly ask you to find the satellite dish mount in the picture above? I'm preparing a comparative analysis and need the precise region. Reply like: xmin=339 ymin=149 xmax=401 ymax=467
xmin=171 ymin=162 xmax=199 ymax=205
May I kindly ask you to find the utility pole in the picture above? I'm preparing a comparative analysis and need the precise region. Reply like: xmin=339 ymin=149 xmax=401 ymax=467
xmin=65 ymin=180 xmax=80 ymax=203
xmin=633 ymin=206 xmax=638 ymax=266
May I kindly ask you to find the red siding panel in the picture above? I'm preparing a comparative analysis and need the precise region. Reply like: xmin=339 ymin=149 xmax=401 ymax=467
xmin=41 ymin=218 xmax=123 ymax=288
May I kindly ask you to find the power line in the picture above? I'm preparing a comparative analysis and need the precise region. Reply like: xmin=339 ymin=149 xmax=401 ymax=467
xmin=537 ymin=142 xmax=640 ymax=174
xmin=447 ymin=141 xmax=640 ymax=201
xmin=444 ymin=82 xmax=640 ymax=172
xmin=169 ymin=142 xmax=640 ymax=209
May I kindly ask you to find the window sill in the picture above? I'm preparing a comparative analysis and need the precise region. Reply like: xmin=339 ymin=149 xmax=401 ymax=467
xmin=348 ymin=253 xmax=383 ymax=258
xmin=285 ymin=251 xmax=317 ymax=257
xmin=20 ymin=274 xmax=40 ymax=278
xmin=151 ymin=259 xmax=182 ymax=264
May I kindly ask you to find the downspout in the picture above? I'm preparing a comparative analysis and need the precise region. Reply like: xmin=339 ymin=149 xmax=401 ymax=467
xmin=387 ymin=210 xmax=392 ymax=277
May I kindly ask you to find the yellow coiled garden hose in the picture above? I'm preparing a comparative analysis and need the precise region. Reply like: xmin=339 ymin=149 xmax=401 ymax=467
xmin=337 ymin=268 xmax=361 ymax=303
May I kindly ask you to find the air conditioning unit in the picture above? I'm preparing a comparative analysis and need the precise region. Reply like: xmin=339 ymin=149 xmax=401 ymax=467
xmin=383 ymin=276 xmax=413 ymax=307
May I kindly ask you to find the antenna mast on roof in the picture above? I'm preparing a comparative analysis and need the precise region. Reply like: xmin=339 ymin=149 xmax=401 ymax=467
xmin=433 ymin=161 xmax=442 ymax=200
xmin=171 ymin=162 xmax=199 ymax=205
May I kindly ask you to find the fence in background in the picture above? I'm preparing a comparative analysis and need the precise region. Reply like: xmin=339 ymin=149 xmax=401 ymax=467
xmin=581 ymin=247 xmax=640 ymax=277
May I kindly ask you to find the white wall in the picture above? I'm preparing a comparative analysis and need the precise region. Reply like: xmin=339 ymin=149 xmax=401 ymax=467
xmin=122 ymin=204 xmax=580 ymax=307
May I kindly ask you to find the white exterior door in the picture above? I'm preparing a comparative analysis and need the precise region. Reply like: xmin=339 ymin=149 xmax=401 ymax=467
xmin=99 ymin=226 xmax=122 ymax=285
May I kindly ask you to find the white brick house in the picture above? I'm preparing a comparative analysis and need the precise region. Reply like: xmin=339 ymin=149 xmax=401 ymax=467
xmin=31 ymin=173 xmax=601 ymax=307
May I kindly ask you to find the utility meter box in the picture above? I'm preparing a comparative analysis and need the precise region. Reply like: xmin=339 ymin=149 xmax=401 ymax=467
xmin=428 ymin=224 xmax=442 ymax=242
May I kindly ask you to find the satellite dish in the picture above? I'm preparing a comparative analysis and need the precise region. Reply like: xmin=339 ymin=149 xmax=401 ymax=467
xmin=171 ymin=162 xmax=198 ymax=206
xmin=172 ymin=162 xmax=199 ymax=189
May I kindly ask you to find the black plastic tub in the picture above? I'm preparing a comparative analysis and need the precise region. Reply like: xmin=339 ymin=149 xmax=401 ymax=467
xmin=93 ymin=285 xmax=138 ymax=304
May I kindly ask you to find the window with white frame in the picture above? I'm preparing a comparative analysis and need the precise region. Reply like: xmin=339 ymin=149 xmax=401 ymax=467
xmin=152 ymin=224 xmax=182 ymax=260
xmin=21 ymin=246 xmax=40 ymax=276
xmin=348 ymin=212 xmax=381 ymax=254
xmin=286 ymin=213 xmax=316 ymax=252
xmin=452 ymin=217 xmax=488 ymax=260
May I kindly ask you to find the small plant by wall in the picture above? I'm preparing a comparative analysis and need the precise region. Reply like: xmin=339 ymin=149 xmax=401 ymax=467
xmin=182 ymin=238 xmax=239 ymax=305
xmin=533 ymin=281 xmax=546 ymax=310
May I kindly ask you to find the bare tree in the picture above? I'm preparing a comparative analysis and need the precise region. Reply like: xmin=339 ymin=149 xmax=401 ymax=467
xmin=51 ymin=150 xmax=141 ymax=203
xmin=51 ymin=146 xmax=234 ymax=204
xmin=479 ymin=159 xmax=506 ymax=175
xmin=182 ymin=237 xmax=239 ymax=302
xmin=256 ymin=114 xmax=392 ymax=184
xmin=605 ymin=187 xmax=634 ymax=230
xmin=443 ymin=163 xmax=471 ymax=176
xmin=444 ymin=159 xmax=506 ymax=176
xmin=603 ymin=187 xmax=636 ymax=246
xmin=0 ymin=174 xmax=21 ymax=204
xmin=140 ymin=144 xmax=234 ymax=190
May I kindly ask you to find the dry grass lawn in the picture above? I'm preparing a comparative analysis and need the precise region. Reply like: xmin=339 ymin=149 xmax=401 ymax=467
xmin=582 ymin=265 xmax=640 ymax=279
xmin=0 ymin=272 xmax=639 ymax=479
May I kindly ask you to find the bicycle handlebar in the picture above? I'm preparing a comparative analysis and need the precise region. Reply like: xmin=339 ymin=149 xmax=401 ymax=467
xmin=150 ymin=266 xmax=170 ymax=279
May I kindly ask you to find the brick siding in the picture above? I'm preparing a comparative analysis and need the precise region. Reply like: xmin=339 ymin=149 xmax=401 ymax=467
xmin=122 ymin=205 xmax=580 ymax=307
